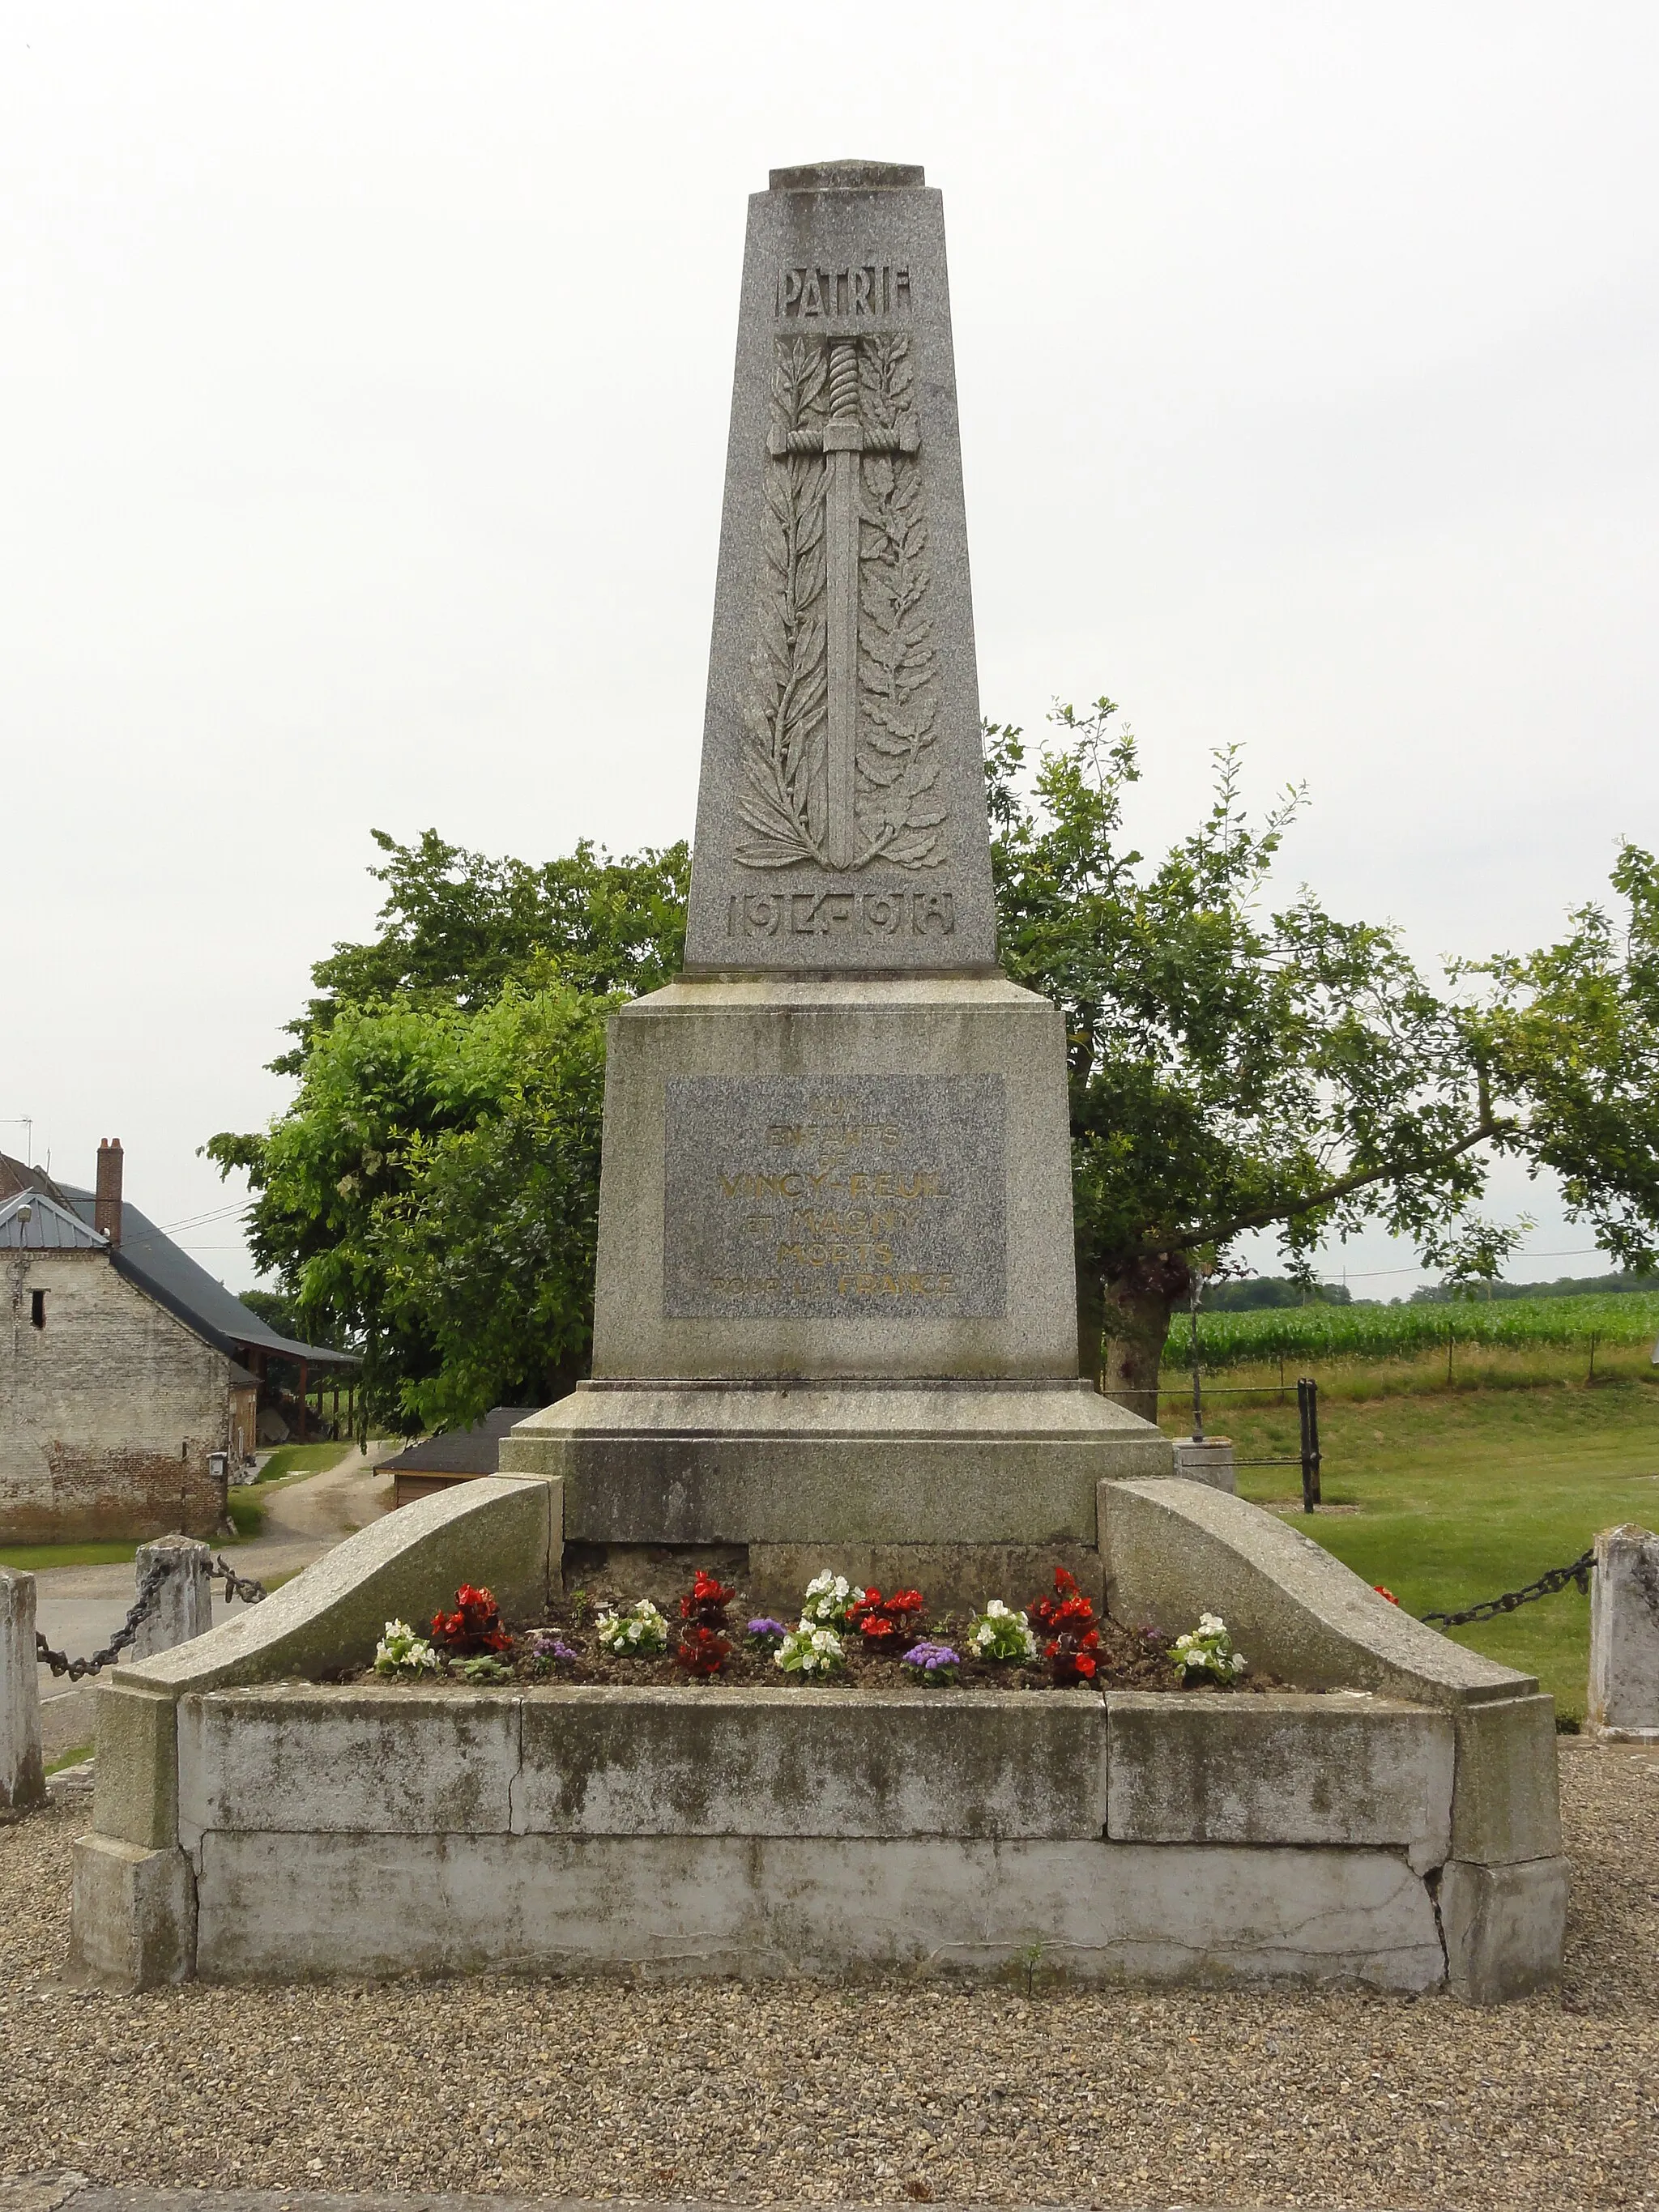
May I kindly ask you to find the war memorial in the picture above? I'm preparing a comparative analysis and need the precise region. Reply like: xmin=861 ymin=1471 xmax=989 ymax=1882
xmin=68 ymin=164 xmax=1567 ymax=2005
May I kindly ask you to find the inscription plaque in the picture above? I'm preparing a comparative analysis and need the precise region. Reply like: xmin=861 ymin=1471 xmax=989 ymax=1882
xmin=663 ymin=1073 xmax=1007 ymax=1319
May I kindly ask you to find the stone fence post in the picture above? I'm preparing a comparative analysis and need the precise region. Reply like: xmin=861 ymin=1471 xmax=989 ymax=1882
xmin=1588 ymin=1522 xmax=1659 ymax=1743
xmin=1171 ymin=1438 xmax=1236 ymax=1493
xmin=132 ymin=1537 xmax=213 ymax=1660
xmin=1 ymin=1566 xmax=46 ymax=1814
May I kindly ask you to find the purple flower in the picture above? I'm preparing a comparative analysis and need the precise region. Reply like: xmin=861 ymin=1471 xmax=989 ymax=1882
xmin=529 ymin=1632 xmax=578 ymax=1662
xmin=903 ymin=1641 xmax=961 ymax=1673
xmin=746 ymin=1617 xmax=789 ymax=1641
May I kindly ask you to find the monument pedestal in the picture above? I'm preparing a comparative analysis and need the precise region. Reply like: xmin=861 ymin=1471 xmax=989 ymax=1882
xmin=501 ymin=1375 xmax=1165 ymax=1610
xmin=503 ymin=973 xmax=1171 ymax=1605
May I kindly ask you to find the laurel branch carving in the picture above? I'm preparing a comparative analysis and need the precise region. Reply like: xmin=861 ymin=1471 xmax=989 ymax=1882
xmin=736 ymin=339 xmax=831 ymax=869
xmin=855 ymin=335 xmax=943 ymax=869
xmin=735 ymin=334 xmax=945 ymax=872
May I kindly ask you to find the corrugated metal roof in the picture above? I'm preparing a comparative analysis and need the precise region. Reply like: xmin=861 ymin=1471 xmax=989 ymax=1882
xmin=56 ymin=1184 xmax=359 ymax=1369
xmin=0 ymin=1190 xmax=108 ymax=1250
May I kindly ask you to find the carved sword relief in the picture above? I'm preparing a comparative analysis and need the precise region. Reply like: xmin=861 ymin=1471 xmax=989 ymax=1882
xmin=736 ymin=334 xmax=945 ymax=872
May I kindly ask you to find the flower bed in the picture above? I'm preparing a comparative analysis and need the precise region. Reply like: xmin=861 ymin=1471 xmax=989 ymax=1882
xmin=354 ymin=1567 xmax=1286 ymax=1697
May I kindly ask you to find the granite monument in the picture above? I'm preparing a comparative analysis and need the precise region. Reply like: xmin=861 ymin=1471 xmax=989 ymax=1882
xmin=503 ymin=162 xmax=1170 ymax=1605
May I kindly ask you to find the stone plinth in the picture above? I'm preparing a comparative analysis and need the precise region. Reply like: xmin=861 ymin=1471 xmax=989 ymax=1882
xmin=1171 ymin=1438 xmax=1235 ymax=1492
xmin=502 ymin=1375 xmax=1165 ymax=1609
xmin=501 ymin=971 xmax=1171 ymax=1590
xmin=584 ymin=977 xmax=1079 ymax=1379
xmin=1586 ymin=1520 xmax=1659 ymax=1742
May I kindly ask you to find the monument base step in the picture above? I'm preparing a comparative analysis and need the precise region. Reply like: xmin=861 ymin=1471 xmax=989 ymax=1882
xmin=500 ymin=1378 xmax=1170 ymax=1592
xmin=557 ymin=1537 xmax=1107 ymax=1617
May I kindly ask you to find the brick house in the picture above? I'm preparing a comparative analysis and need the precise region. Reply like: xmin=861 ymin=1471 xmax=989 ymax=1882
xmin=0 ymin=1141 xmax=356 ymax=1544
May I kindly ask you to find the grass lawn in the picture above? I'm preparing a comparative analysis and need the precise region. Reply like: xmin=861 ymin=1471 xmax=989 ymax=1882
xmin=226 ymin=1489 xmax=267 ymax=1540
xmin=254 ymin=1439 xmax=355 ymax=1485
xmin=1161 ymin=1374 xmax=1659 ymax=1720
xmin=0 ymin=1539 xmax=140 ymax=1571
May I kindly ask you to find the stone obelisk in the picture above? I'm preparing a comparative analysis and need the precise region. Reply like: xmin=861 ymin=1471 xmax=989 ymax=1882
xmin=505 ymin=163 xmax=1168 ymax=1605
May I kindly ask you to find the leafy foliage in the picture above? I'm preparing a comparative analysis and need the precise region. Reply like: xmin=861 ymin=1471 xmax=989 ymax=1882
xmin=989 ymin=700 xmax=1659 ymax=1400
xmin=989 ymin=702 xmax=1499 ymax=1395
xmin=208 ymin=982 xmax=608 ymax=1434
xmin=1472 ymin=842 xmax=1659 ymax=1274
xmin=275 ymin=827 xmax=687 ymax=1072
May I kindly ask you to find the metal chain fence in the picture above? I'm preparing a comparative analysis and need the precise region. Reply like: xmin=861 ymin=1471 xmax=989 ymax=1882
xmin=1419 ymin=1549 xmax=1595 ymax=1628
xmin=33 ymin=1551 xmax=267 ymax=1680
xmin=33 ymin=1558 xmax=173 ymax=1680
xmin=207 ymin=1554 xmax=268 ymax=1608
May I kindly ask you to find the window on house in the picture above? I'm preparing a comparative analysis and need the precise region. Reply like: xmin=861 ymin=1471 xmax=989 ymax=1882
xmin=30 ymin=1290 xmax=45 ymax=1330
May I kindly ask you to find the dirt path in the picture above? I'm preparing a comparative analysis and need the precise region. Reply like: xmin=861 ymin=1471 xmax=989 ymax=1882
xmin=32 ymin=1447 xmax=396 ymax=1754
xmin=236 ymin=1442 xmax=396 ymax=1577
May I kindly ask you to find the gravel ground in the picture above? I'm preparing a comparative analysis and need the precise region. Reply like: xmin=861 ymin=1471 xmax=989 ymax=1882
xmin=2 ymin=1744 xmax=1655 ymax=2210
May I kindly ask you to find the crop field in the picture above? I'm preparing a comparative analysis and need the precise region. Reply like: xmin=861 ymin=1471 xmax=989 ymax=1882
xmin=1163 ymin=1289 xmax=1659 ymax=1391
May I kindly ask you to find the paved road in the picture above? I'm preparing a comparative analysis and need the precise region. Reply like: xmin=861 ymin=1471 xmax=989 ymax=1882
xmin=32 ymin=1446 xmax=395 ymax=1752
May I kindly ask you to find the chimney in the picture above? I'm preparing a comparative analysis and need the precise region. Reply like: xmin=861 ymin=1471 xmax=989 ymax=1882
xmin=95 ymin=1138 xmax=124 ymax=1247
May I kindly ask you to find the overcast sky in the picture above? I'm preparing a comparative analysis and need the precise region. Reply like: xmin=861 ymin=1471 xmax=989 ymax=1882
xmin=2 ymin=2 xmax=1654 ymax=1295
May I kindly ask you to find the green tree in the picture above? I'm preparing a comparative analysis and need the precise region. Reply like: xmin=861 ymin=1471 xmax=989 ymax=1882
xmin=1473 ymin=842 xmax=1659 ymax=1271
xmin=275 ymin=827 xmax=689 ymax=1072
xmin=209 ymin=982 xmax=608 ymax=1434
xmin=211 ymin=827 xmax=682 ymax=1432
xmin=988 ymin=701 xmax=1659 ymax=1413
xmin=216 ymin=713 xmax=1659 ymax=1434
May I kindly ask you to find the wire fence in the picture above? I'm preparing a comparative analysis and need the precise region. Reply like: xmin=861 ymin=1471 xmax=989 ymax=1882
xmin=1156 ymin=1376 xmax=1324 ymax=1511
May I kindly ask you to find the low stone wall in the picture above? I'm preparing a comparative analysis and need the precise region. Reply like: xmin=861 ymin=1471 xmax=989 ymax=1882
xmin=68 ymin=1472 xmax=1567 ymax=2005
xmin=176 ymin=1684 xmax=1450 ymax=1988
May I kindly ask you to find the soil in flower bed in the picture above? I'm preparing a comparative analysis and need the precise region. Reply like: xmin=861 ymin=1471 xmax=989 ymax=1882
xmin=343 ymin=1588 xmax=1289 ymax=1694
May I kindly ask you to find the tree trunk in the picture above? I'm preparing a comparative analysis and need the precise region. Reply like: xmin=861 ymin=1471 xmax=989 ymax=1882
xmin=1096 ymin=1251 xmax=1191 ymax=1426
xmin=1076 ymin=1256 xmax=1106 ymax=1387
xmin=543 ymin=1345 xmax=589 ymax=1404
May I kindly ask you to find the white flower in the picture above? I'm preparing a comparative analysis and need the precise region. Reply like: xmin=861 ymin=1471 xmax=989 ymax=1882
xmin=595 ymin=1598 xmax=668 ymax=1657
xmin=777 ymin=1619 xmax=847 ymax=1676
xmin=1167 ymin=1611 xmax=1247 ymax=1684
xmin=374 ymin=1619 xmax=439 ymax=1676
xmin=966 ymin=1596 xmax=1038 ymax=1663
xmin=800 ymin=1571 xmax=864 ymax=1626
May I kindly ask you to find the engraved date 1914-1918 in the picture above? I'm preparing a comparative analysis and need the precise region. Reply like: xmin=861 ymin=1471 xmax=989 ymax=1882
xmin=726 ymin=888 xmax=953 ymax=942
